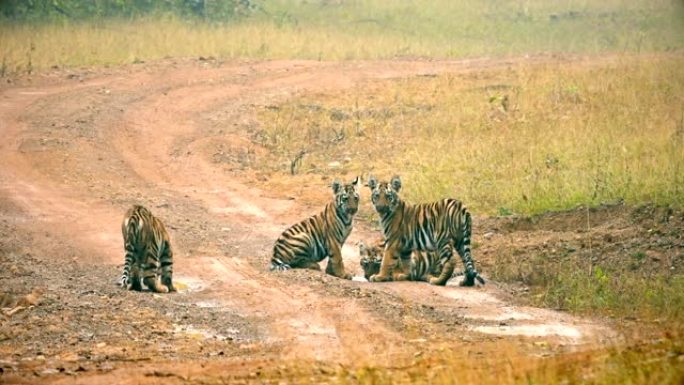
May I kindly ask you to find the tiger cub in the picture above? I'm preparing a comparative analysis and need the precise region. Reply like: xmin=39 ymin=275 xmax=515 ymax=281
xmin=271 ymin=177 xmax=360 ymax=279
xmin=367 ymin=175 xmax=484 ymax=286
xmin=120 ymin=205 xmax=175 ymax=293
xmin=359 ymin=239 xmax=446 ymax=282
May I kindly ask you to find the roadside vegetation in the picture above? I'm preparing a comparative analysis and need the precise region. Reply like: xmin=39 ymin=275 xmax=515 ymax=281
xmin=257 ymin=55 xmax=684 ymax=216
xmin=1 ymin=0 xmax=683 ymax=75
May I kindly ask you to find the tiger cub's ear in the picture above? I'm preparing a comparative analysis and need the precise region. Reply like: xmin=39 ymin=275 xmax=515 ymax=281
xmin=351 ymin=176 xmax=360 ymax=189
xmin=332 ymin=180 xmax=342 ymax=194
xmin=367 ymin=175 xmax=378 ymax=190
xmin=390 ymin=175 xmax=402 ymax=192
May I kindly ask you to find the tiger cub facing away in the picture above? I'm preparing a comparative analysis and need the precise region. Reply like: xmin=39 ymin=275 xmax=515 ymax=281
xmin=271 ymin=177 xmax=360 ymax=279
xmin=120 ymin=205 xmax=175 ymax=293
xmin=359 ymin=239 xmax=447 ymax=282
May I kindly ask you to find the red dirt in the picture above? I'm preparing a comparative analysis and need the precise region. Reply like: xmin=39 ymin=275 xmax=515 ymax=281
xmin=0 ymin=56 xmax=672 ymax=384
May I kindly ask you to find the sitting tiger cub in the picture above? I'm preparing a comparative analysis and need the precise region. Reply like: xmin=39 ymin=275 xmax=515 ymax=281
xmin=359 ymin=239 xmax=447 ymax=283
xmin=119 ymin=205 xmax=175 ymax=293
xmin=270 ymin=177 xmax=360 ymax=279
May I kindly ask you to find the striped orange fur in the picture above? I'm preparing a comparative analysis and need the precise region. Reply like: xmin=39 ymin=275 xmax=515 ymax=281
xmin=359 ymin=238 xmax=445 ymax=282
xmin=120 ymin=205 xmax=175 ymax=293
xmin=271 ymin=177 xmax=360 ymax=279
xmin=366 ymin=175 xmax=484 ymax=286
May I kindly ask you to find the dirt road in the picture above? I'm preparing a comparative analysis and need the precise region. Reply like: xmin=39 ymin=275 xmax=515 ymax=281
xmin=0 ymin=58 xmax=621 ymax=383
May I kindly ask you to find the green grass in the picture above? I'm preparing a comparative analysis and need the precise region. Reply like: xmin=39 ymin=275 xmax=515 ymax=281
xmin=1 ymin=0 xmax=683 ymax=74
xmin=493 ymin=249 xmax=684 ymax=321
xmin=256 ymin=55 xmax=684 ymax=216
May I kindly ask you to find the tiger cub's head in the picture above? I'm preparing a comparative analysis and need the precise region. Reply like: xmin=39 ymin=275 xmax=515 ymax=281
xmin=367 ymin=175 xmax=402 ymax=216
xmin=332 ymin=176 xmax=360 ymax=216
xmin=359 ymin=239 xmax=384 ymax=280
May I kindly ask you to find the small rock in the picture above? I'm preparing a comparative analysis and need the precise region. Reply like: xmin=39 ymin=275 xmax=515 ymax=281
xmin=328 ymin=161 xmax=342 ymax=169
xmin=38 ymin=368 xmax=60 ymax=376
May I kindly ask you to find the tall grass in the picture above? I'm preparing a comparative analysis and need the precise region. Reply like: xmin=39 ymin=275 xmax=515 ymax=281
xmin=224 ymin=335 xmax=684 ymax=384
xmin=1 ymin=0 xmax=683 ymax=74
xmin=257 ymin=55 xmax=684 ymax=216
xmin=341 ymin=339 xmax=684 ymax=385
xmin=492 ymin=249 xmax=684 ymax=320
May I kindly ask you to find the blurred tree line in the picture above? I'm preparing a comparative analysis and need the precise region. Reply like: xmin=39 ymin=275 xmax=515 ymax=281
xmin=0 ymin=0 xmax=259 ymax=21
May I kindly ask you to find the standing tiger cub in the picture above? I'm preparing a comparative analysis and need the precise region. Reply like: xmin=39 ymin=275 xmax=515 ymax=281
xmin=120 ymin=205 xmax=176 ymax=293
xmin=367 ymin=175 xmax=484 ymax=286
xmin=271 ymin=177 xmax=360 ymax=280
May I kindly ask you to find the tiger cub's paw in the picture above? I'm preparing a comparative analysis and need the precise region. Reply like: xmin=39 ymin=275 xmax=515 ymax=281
xmin=162 ymin=278 xmax=177 ymax=293
xmin=144 ymin=277 xmax=169 ymax=293
xmin=429 ymin=276 xmax=448 ymax=286
xmin=459 ymin=270 xmax=485 ymax=287
xmin=369 ymin=274 xmax=390 ymax=282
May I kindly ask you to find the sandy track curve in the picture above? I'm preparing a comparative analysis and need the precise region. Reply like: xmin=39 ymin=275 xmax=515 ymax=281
xmin=0 ymin=58 xmax=614 ymax=380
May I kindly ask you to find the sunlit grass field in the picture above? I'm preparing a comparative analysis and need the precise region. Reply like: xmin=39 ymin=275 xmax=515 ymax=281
xmin=257 ymin=55 xmax=684 ymax=215
xmin=1 ymin=0 xmax=683 ymax=74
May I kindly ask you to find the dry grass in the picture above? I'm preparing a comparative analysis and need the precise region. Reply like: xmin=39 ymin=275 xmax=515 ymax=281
xmin=207 ymin=334 xmax=684 ymax=384
xmin=1 ymin=0 xmax=683 ymax=75
xmin=342 ymin=338 xmax=684 ymax=385
xmin=256 ymin=55 xmax=684 ymax=216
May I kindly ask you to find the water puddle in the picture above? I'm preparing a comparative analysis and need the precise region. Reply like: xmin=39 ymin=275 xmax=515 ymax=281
xmin=173 ymin=276 xmax=205 ymax=293
xmin=473 ymin=323 xmax=582 ymax=340
xmin=288 ymin=319 xmax=336 ymax=337
xmin=462 ymin=307 xmax=535 ymax=321
xmin=173 ymin=324 xmax=238 ymax=341
xmin=194 ymin=300 xmax=223 ymax=308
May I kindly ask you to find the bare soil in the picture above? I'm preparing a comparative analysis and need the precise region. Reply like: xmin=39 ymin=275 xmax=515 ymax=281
xmin=0 ymin=56 xmax=680 ymax=384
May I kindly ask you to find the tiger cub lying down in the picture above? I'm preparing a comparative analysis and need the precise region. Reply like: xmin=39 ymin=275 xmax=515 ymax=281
xmin=359 ymin=239 xmax=450 ymax=284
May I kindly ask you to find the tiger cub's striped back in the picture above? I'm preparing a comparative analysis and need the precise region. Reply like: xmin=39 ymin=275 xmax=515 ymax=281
xmin=359 ymin=239 xmax=445 ymax=282
xmin=120 ymin=205 xmax=175 ymax=293
xmin=271 ymin=177 xmax=360 ymax=280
